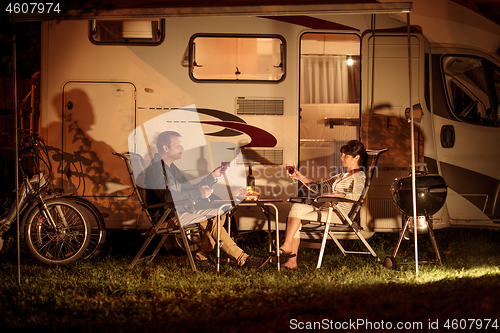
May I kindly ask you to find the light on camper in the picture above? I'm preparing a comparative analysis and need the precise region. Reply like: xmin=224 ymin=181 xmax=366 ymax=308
xmin=347 ymin=57 xmax=354 ymax=66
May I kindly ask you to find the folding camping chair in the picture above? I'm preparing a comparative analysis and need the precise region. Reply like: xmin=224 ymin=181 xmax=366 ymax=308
xmin=113 ymin=152 xmax=203 ymax=272
xmin=289 ymin=148 xmax=388 ymax=268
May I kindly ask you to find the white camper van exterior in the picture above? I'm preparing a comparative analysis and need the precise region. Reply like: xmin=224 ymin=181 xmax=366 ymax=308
xmin=33 ymin=1 xmax=500 ymax=236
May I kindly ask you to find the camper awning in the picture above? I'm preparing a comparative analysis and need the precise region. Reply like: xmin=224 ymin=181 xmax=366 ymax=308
xmin=9 ymin=1 xmax=412 ymax=22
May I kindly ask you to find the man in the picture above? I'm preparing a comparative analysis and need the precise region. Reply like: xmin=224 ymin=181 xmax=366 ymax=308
xmin=144 ymin=130 xmax=269 ymax=269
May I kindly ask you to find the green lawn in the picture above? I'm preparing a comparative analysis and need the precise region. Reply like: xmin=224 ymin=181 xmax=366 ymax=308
xmin=1 ymin=228 xmax=499 ymax=332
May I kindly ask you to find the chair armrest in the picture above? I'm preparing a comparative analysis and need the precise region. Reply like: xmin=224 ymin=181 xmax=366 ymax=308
xmin=288 ymin=197 xmax=315 ymax=205
xmin=194 ymin=200 xmax=233 ymax=210
xmin=143 ymin=199 xmax=194 ymax=210
xmin=144 ymin=202 xmax=173 ymax=210
xmin=315 ymin=197 xmax=359 ymax=204
xmin=288 ymin=197 xmax=361 ymax=206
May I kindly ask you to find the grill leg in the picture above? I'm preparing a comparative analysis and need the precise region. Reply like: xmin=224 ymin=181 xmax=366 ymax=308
xmin=426 ymin=219 xmax=442 ymax=265
xmin=392 ymin=216 xmax=410 ymax=258
xmin=384 ymin=216 xmax=409 ymax=269
xmin=385 ymin=216 xmax=443 ymax=269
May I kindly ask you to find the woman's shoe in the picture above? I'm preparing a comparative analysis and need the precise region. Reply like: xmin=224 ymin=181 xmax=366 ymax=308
xmin=270 ymin=248 xmax=296 ymax=258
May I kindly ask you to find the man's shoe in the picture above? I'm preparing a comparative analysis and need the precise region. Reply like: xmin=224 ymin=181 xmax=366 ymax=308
xmin=194 ymin=258 xmax=210 ymax=269
xmin=242 ymin=256 xmax=271 ymax=269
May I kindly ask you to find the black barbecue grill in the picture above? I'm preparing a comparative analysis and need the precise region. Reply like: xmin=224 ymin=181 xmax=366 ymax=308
xmin=384 ymin=170 xmax=448 ymax=269
xmin=391 ymin=174 xmax=447 ymax=217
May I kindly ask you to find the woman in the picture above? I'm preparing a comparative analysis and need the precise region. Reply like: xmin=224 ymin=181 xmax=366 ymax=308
xmin=277 ymin=140 xmax=368 ymax=269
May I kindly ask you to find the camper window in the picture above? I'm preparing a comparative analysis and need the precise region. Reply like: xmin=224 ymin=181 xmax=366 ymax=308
xmin=189 ymin=35 xmax=285 ymax=82
xmin=89 ymin=19 xmax=164 ymax=45
xmin=443 ymin=55 xmax=499 ymax=127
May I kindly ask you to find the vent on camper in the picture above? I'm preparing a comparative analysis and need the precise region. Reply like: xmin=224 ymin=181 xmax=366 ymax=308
xmin=368 ymin=198 xmax=402 ymax=222
xmin=238 ymin=148 xmax=284 ymax=165
xmin=236 ymin=97 xmax=284 ymax=115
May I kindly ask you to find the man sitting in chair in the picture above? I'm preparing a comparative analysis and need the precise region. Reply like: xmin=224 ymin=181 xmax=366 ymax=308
xmin=276 ymin=140 xmax=368 ymax=269
xmin=144 ymin=130 xmax=270 ymax=269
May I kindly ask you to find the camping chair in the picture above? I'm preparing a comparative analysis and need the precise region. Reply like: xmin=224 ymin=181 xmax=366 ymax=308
xmin=289 ymin=148 xmax=388 ymax=268
xmin=113 ymin=152 xmax=203 ymax=272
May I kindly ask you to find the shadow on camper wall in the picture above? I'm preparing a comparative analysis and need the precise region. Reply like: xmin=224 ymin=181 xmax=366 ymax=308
xmin=44 ymin=89 xmax=138 ymax=224
xmin=363 ymin=103 xmax=424 ymax=171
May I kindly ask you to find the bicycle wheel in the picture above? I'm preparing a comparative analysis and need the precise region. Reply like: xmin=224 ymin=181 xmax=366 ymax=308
xmin=25 ymin=198 xmax=91 ymax=264
xmin=66 ymin=196 xmax=106 ymax=260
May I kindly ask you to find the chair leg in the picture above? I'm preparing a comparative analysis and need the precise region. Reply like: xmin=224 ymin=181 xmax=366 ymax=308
xmin=336 ymin=207 xmax=378 ymax=259
xmin=149 ymin=234 xmax=170 ymax=262
xmin=128 ymin=230 xmax=157 ymax=269
xmin=351 ymin=227 xmax=379 ymax=258
xmin=317 ymin=206 xmax=334 ymax=268
xmin=329 ymin=233 xmax=347 ymax=256
xmin=128 ymin=210 xmax=176 ymax=269
xmin=180 ymin=227 xmax=197 ymax=272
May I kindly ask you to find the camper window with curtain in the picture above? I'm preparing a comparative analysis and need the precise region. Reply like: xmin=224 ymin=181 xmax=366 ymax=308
xmin=89 ymin=19 xmax=164 ymax=45
xmin=189 ymin=35 xmax=285 ymax=82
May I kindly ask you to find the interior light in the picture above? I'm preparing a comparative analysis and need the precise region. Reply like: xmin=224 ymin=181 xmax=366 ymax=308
xmin=347 ymin=57 xmax=354 ymax=66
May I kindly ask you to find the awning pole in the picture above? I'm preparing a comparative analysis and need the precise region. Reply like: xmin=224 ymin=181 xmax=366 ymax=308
xmin=406 ymin=13 xmax=419 ymax=277
xmin=13 ymin=29 xmax=21 ymax=284
xmin=370 ymin=14 xmax=376 ymax=116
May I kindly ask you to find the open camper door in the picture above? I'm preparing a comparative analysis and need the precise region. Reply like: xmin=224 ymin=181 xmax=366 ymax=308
xmin=299 ymin=32 xmax=361 ymax=182
xmin=360 ymin=31 xmax=427 ymax=232
xmin=429 ymin=46 xmax=500 ymax=226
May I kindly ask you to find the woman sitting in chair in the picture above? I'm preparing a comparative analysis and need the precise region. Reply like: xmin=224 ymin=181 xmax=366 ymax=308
xmin=278 ymin=140 xmax=368 ymax=269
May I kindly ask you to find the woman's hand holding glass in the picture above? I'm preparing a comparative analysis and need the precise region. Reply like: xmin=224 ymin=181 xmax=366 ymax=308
xmin=285 ymin=165 xmax=311 ymax=185
xmin=286 ymin=163 xmax=297 ymax=183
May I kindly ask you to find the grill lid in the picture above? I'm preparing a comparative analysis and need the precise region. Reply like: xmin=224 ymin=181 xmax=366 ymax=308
xmin=391 ymin=174 xmax=447 ymax=216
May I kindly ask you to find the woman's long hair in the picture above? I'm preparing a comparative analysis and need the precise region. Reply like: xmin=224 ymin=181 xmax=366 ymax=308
xmin=340 ymin=140 xmax=368 ymax=172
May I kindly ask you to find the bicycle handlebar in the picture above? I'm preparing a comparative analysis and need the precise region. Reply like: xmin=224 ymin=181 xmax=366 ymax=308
xmin=20 ymin=133 xmax=45 ymax=155
xmin=17 ymin=133 xmax=52 ymax=194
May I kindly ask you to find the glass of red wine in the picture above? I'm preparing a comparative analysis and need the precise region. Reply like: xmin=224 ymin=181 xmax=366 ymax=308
xmin=286 ymin=163 xmax=296 ymax=183
xmin=221 ymin=160 xmax=231 ymax=175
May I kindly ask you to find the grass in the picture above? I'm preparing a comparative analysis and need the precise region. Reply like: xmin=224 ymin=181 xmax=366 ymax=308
xmin=1 ymin=228 xmax=500 ymax=332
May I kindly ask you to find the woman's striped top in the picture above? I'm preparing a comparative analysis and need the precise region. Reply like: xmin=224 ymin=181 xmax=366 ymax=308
xmin=303 ymin=171 xmax=366 ymax=215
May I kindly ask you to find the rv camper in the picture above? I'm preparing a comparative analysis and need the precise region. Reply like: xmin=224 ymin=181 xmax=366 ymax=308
xmin=14 ymin=1 xmax=500 ymax=239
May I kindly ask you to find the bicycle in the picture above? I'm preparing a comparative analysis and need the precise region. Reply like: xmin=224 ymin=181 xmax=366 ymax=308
xmin=0 ymin=133 xmax=93 ymax=264
xmin=43 ymin=146 xmax=107 ymax=260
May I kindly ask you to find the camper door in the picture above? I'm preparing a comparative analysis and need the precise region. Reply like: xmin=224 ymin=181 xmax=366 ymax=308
xmin=360 ymin=32 xmax=427 ymax=232
xmin=430 ymin=47 xmax=500 ymax=224
xmin=61 ymin=81 xmax=135 ymax=198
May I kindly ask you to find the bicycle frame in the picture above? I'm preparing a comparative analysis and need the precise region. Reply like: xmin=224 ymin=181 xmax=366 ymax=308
xmin=0 ymin=173 xmax=45 ymax=233
xmin=1 ymin=134 xmax=70 ymax=249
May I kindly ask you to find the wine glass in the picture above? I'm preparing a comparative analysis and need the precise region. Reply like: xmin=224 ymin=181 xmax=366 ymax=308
xmin=286 ymin=163 xmax=296 ymax=183
xmin=220 ymin=160 xmax=231 ymax=175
